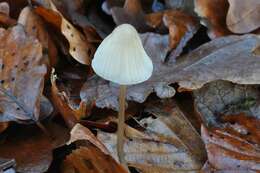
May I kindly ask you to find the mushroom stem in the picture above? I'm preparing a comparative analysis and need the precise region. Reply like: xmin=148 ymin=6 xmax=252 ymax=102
xmin=117 ymin=85 xmax=128 ymax=170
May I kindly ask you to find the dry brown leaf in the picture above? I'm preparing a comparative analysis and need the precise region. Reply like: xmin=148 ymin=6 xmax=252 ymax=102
xmin=201 ymin=125 xmax=260 ymax=172
xmin=221 ymin=113 xmax=260 ymax=146
xmin=144 ymin=99 xmax=207 ymax=163
xmin=227 ymin=0 xmax=260 ymax=34
xmin=18 ymin=6 xmax=58 ymax=70
xmin=201 ymin=161 xmax=258 ymax=173
xmin=193 ymin=81 xmax=260 ymax=126
xmin=165 ymin=0 xmax=195 ymax=15
xmin=163 ymin=10 xmax=199 ymax=60
xmin=49 ymin=0 xmax=94 ymax=65
xmin=0 ymin=25 xmax=53 ymax=123
xmin=61 ymin=145 xmax=128 ymax=173
xmin=194 ymin=0 xmax=231 ymax=39
xmin=145 ymin=9 xmax=199 ymax=60
xmin=0 ymin=2 xmax=16 ymax=27
xmin=50 ymin=69 xmax=90 ymax=128
xmin=81 ymin=34 xmax=260 ymax=110
xmin=34 ymin=0 xmax=95 ymax=65
xmin=0 ymin=122 xmax=69 ymax=173
xmin=111 ymin=0 xmax=150 ymax=32
xmin=67 ymin=123 xmax=109 ymax=154
xmin=98 ymin=122 xmax=203 ymax=173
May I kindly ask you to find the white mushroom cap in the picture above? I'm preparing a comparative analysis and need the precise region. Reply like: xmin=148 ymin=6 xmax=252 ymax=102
xmin=91 ymin=24 xmax=153 ymax=85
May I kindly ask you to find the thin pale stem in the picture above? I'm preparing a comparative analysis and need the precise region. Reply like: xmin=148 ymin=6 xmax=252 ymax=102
xmin=117 ymin=85 xmax=129 ymax=172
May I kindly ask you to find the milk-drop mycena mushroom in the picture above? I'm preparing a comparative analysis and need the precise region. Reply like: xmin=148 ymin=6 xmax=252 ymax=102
xmin=92 ymin=24 xmax=153 ymax=168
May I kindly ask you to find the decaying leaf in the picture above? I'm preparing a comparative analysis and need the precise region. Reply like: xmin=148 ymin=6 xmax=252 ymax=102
xmin=111 ymin=0 xmax=150 ymax=32
xmin=227 ymin=0 xmax=260 ymax=34
xmin=201 ymin=125 xmax=260 ymax=172
xmin=161 ymin=10 xmax=199 ymax=60
xmin=97 ymin=101 xmax=205 ymax=172
xmin=35 ymin=0 xmax=95 ymax=65
xmin=0 ymin=122 xmax=69 ymax=173
xmin=18 ymin=6 xmax=58 ymax=68
xmin=201 ymin=161 xmax=258 ymax=173
xmin=50 ymin=69 xmax=89 ymax=128
xmin=67 ymin=123 xmax=109 ymax=154
xmin=144 ymin=99 xmax=207 ymax=163
xmin=193 ymin=80 xmax=260 ymax=126
xmin=61 ymin=123 xmax=127 ymax=173
xmin=0 ymin=2 xmax=16 ymax=27
xmin=194 ymin=0 xmax=231 ymax=39
xmin=0 ymin=25 xmax=53 ymax=123
xmin=98 ymin=126 xmax=203 ymax=172
xmin=81 ymin=33 xmax=260 ymax=110
xmin=145 ymin=9 xmax=199 ymax=60
xmin=221 ymin=113 xmax=260 ymax=146
xmin=61 ymin=145 xmax=128 ymax=173
xmin=165 ymin=0 xmax=195 ymax=15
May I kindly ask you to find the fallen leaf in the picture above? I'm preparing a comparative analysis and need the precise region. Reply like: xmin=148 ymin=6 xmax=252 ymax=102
xmin=48 ymin=0 xmax=102 ymax=43
xmin=81 ymin=34 xmax=260 ymax=110
xmin=162 ymin=10 xmax=199 ymax=60
xmin=67 ymin=123 xmax=109 ymax=154
xmin=61 ymin=145 xmax=128 ymax=173
xmin=201 ymin=161 xmax=258 ymax=173
xmin=221 ymin=113 xmax=260 ymax=146
xmin=35 ymin=0 xmax=95 ymax=65
xmin=98 ymin=124 xmax=203 ymax=173
xmin=18 ymin=6 xmax=58 ymax=70
xmin=194 ymin=0 xmax=231 ymax=39
xmin=144 ymin=99 xmax=207 ymax=163
xmin=145 ymin=9 xmax=199 ymax=59
xmin=201 ymin=125 xmax=260 ymax=172
xmin=96 ymin=100 xmax=205 ymax=172
xmin=0 ymin=2 xmax=16 ymax=27
xmin=50 ymin=69 xmax=89 ymax=128
xmin=193 ymin=80 xmax=260 ymax=126
xmin=0 ymin=25 xmax=52 ymax=123
xmin=111 ymin=0 xmax=150 ymax=32
xmin=226 ymin=0 xmax=260 ymax=34
xmin=0 ymin=122 xmax=69 ymax=173
xmin=165 ymin=0 xmax=195 ymax=15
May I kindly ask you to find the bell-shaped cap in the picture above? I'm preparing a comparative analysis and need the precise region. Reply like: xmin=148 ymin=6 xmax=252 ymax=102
xmin=91 ymin=24 xmax=153 ymax=85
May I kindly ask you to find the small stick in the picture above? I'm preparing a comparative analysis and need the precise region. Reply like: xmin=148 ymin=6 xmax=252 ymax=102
xmin=117 ymin=85 xmax=129 ymax=171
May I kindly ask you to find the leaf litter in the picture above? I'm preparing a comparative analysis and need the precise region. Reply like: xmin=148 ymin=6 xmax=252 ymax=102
xmin=0 ymin=0 xmax=259 ymax=173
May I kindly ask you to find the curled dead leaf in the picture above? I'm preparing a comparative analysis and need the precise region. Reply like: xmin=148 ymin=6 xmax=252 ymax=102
xmin=226 ymin=0 xmax=260 ymax=34
xmin=201 ymin=125 xmax=260 ymax=172
xmin=34 ymin=0 xmax=95 ymax=65
xmin=61 ymin=145 xmax=128 ymax=173
xmin=0 ymin=25 xmax=52 ymax=123
xmin=67 ymin=123 xmax=109 ymax=154
xmin=0 ymin=2 xmax=16 ymax=27
xmin=50 ymin=69 xmax=90 ymax=128
xmin=18 ymin=6 xmax=58 ymax=70
xmin=0 ymin=122 xmax=69 ymax=173
xmin=111 ymin=0 xmax=150 ymax=32
xmin=193 ymin=81 xmax=260 ymax=126
xmin=194 ymin=0 xmax=231 ymax=39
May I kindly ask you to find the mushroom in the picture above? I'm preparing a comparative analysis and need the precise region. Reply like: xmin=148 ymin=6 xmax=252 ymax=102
xmin=92 ymin=24 xmax=153 ymax=169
